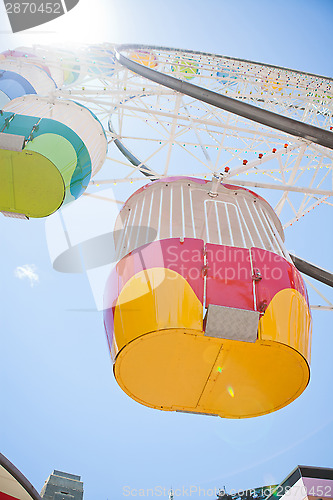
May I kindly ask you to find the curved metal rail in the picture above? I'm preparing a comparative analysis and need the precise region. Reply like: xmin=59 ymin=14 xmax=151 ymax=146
xmin=108 ymin=119 xmax=158 ymax=180
xmin=290 ymin=254 xmax=333 ymax=288
xmin=115 ymin=44 xmax=333 ymax=151
xmin=0 ymin=452 xmax=42 ymax=500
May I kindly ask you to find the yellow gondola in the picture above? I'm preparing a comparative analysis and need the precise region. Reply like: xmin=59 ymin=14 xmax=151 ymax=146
xmin=104 ymin=177 xmax=312 ymax=418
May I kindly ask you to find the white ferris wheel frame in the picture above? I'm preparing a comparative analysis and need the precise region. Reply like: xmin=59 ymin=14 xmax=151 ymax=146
xmin=22 ymin=43 xmax=333 ymax=309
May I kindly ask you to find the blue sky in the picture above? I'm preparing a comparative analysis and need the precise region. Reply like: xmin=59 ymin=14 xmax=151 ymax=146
xmin=0 ymin=1 xmax=333 ymax=499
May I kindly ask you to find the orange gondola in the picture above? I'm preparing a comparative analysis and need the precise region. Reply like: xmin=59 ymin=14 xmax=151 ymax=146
xmin=104 ymin=176 xmax=312 ymax=418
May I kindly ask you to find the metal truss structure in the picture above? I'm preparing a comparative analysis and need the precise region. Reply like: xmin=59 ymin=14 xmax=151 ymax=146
xmin=25 ymin=43 xmax=333 ymax=309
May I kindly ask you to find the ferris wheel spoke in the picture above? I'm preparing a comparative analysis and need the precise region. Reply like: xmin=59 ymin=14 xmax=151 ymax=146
xmin=90 ymin=177 xmax=143 ymax=185
xmin=275 ymin=144 xmax=308 ymax=215
xmin=297 ymin=160 xmax=324 ymax=214
xmin=277 ymin=155 xmax=288 ymax=184
xmin=302 ymin=276 xmax=333 ymax=303
xmin=83 ymin=192 xmax=124 ymax=204
xmin=286 ymin=197 xmax=299 ymax=217
xmin=224 ymin=179 xmax=333 ymax=197
xmin=104 ymin=156 xmax=139 ymax=168
xmin=163 ymin=94 xmax=182 ymax=175
xmin=284 ymin=195 xmax=330 ymax=228
xmin=309 ymin=160 xmax=332 ymax=190
xmin=182 ymin=101 xmax=216 ymax=172
xmin=113 ymin=101 xmax=295 ymax=143
xmin=230 ymin=143 xmax=301 ymax=178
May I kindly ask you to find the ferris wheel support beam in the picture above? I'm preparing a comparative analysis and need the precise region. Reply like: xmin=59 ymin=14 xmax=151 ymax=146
xmin=275 ymin=145 xmax=308 ymax=216
xmin=109 ymin=103 xmax=296 ymax=141
xmin=311 ymin=305 xmax=333 ymax=311
xmin=108 ymin=120 xmax=159 ymax=180
xmin=291 ymin=255 xmax=333 ymax=288
xmin=225 ymin=180 xmax=333 ymax=197
xmin=87 ymin=176 xmax=333 ymax=197
xmin=183 ymin=101 xmax=215 ymax=172
xmin=115 ymin=44 xmax=333 ymax=152
xmin=230 ymin=144 xmax=301 ymax=177
xmin=285 ymin=196 xmax=329 ymax=227
xmin=164 ymin=94 xmax=182 ymax=175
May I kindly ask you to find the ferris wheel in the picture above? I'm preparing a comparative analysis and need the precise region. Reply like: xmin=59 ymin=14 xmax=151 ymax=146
xmin=41 ymin=43 xmax=333 ymax=297
xmin=0 ymin=43 xmax=332 ymax=419
xmin=2 ymin=43 xmax=332 ymax=226
xmin=44 ymin=43 xmax=333 ymax=226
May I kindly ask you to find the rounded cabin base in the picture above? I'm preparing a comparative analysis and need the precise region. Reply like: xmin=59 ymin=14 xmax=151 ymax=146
xmin=104 ymin=178 xmax=312 ymax=418
xmin=0 ymin=149 xmax=65 ymax=218
xmin=114 ymin=328 xmax=310 ymax=419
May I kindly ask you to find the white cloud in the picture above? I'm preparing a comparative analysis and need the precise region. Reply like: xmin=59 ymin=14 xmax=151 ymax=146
xmin=14 ymin=265 xmax=39 ymax=287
